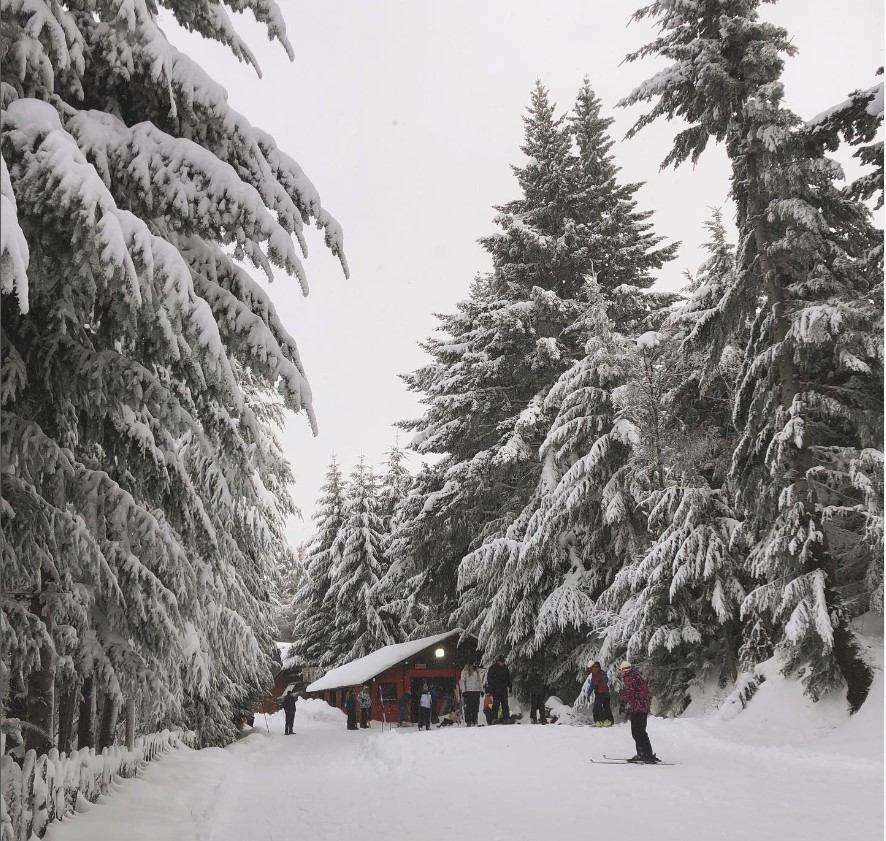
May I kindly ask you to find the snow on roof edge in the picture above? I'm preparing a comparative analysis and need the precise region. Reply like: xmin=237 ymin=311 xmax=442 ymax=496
xmin=306 ymin=629 xmax=468 ymax=692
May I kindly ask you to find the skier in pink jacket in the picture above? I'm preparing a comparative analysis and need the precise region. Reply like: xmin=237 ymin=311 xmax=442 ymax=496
xmin=620 ymin=661 xmax=659 ymax=763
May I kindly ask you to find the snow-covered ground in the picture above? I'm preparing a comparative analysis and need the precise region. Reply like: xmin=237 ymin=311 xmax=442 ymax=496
xmin=47 ymin=644 xmax=883 ymax=841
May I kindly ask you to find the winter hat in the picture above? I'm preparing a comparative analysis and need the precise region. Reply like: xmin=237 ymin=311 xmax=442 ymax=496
xmin=620 ymin=661 xmax=631 ymax=671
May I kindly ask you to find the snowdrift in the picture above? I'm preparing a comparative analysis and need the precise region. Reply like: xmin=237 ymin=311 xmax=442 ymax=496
xmin=678 ymin=613 xmax=883 ymax=758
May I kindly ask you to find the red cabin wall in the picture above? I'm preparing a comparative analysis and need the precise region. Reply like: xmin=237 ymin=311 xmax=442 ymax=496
xmin=316 ymin=636 xmax=480 ymax=722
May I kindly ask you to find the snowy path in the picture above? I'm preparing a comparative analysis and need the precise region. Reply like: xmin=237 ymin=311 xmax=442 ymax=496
xmin=46 ymin=699 xmax=882 ymax=841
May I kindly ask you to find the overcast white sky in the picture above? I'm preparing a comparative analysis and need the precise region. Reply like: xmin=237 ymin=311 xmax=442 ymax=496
xmin=162 ymin=0 xmax=884 ymax=547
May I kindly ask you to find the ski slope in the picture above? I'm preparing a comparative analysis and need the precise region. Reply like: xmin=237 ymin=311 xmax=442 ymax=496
xmin=46 ymin=670 xmax=883 ymax=841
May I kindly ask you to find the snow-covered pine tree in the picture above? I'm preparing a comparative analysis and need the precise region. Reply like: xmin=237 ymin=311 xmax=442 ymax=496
xmin=595 ymin=216 xmax=748 ymax=711
xmin=323 ymin=458 xmax=394 ymax=665
xmin=396 ymin=85 xmax=586 ymax=628
xmin=803 ymin=75 xmax=884 ymax=619
xmin=453 ymin=82 xmax=677 ymax=691
xmin=456 ymin=283 xmax=648 ymax=689
xmin=377 ymin=439 xmax=413 ymax=531
xmin=568 ymin=79 xmax=679 ymax=327
xmin=294 ymin=456 xmax=348 ymax=671
xmin=371 ymin=442 xmax=424 ymax=640
xmin=271 ymin=545 xmax=307 ymax=643
xmin=398 ymin=82 xmax=675 ymax=657
xmin=1 ymin=0 xmax=346 ymax=747
xmin=623 ymin=0 xmax=882 ymax=709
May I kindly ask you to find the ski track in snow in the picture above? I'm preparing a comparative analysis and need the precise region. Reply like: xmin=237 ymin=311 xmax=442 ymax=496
xmin=45 ymin=699 xmax=883 ymax=841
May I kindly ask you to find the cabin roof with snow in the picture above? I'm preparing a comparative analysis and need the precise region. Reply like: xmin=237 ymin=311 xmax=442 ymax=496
xmin=305 ymin=630 xmax=466 ymax=692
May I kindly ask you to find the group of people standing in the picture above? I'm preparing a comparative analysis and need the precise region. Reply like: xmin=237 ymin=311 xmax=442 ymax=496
xmin=343 ymin=686 xmax=373 ymax=730
xmin=334 ymin=653 xmax=659 ymax=763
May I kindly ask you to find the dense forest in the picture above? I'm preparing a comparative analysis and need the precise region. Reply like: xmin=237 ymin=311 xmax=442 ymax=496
xmin=1 ymin=0 xmax=882 ymax=762
xmin=288 ymin=8 xmax=883 ymax=714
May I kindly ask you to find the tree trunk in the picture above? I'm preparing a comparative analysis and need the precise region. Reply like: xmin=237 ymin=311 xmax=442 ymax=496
xmin=24 ymin=596 xmax=55 ymax=753
xmin=77 ymin=674 xmax=95 ymax=749
xmin=56 ymin=682 xmax=78 ymax=754
xmin=98 ymin=694 xmax=119 ymax=751
xmin=745 ymin=148 xmax=872 ymax=711
xmin=124 ymin=698 xmax=136 ymax=750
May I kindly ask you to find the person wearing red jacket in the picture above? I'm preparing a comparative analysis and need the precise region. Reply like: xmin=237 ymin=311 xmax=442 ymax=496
xmin=620 ymin=661 xmax=659 ymax=763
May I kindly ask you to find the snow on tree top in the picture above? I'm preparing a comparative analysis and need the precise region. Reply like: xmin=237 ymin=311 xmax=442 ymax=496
xmin=306 ymin=629 xmax=465 ymax=691
xmin=807 ymin=82 xmax=884 ymax=127
xmin=635 ymin=330 xmax=660 ymax=350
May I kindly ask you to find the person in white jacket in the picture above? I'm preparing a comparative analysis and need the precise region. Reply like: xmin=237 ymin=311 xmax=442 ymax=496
xmin=459 ymin=660 xmax=483 ymax=726
xmin=418 ymin=683 xmax=433 ymax=731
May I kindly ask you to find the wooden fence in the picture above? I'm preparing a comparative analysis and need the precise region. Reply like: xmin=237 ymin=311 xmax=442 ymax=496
xmin=0 ymin=729 xmax=196 ymax=840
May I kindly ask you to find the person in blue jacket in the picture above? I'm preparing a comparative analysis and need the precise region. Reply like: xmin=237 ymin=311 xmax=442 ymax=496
xmin=587 ymin=661 xmax=613 ymax=726
xmin=398 ymin=691 xmax=412 ymax=726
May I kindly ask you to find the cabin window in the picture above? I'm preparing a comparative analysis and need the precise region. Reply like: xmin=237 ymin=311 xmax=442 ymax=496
xmin=377 ymin=682 xmax=398 ymax=703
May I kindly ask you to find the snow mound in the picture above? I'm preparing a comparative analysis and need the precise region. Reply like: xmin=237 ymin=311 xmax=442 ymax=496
xmin=545 ymin=695 xmax=577 ymax=725
xmin=711 ymin=657 xmax=849 ymax=745
xmin=296 ymin=697 xmax=346 ymax=724
xmin=357 ymin=733 xmax=413 ymax=774
xmin=680 ymin=613 xmax=884 ymax=760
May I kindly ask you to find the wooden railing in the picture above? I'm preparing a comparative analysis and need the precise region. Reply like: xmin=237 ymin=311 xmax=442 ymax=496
xmin=0 ymin=729 xmax=196 ymax=840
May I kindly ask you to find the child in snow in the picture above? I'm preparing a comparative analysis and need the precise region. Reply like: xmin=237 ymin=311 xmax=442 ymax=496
xmin=482 ymin=687 xmax=494 ymax=726
xmin=620 ymin=661 xmax=658 ymax=762
xmin=418 ymin=683 xmax=433 ymax=731
xmin=436 ymin=695 xmax=460 ymax=727
xmin=358 ymin=685 xmax=372 ymax=728
xmin=344 ymin=689 xmax=358 ymax=731
xmin=587 ymin=662 xmax=612 ymax=727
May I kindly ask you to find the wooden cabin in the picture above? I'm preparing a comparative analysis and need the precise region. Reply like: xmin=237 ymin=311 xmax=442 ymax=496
xmin=305 ymin=630 xmax=481 ymax=724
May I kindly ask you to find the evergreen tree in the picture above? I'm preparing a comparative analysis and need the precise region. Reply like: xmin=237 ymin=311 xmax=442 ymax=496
xmin=377 ymin=439 xmax=413 ymax=530
xmin=323 ymin=458 xmax=394 ymax=665
xmin=295 ymin=456 xmax=348 ymax=670
xmin=1 ymin=0 xmax=347 ymax=746
xmin=596 ymin=220 xmax=748 ymax=711
xmin=450 ymin=82 xmax=677 ymax=691
xmin=456 ymin=283 xmax=647 ymax=689
xmin=623 ymin=0 xmax=881 ymax=709
xmin=398 ymin=81 xmax=675 ymax=650
xmin=271 ymin=545 xmax=307 ymax=643
xmin=568 ymin=79 xmax=679 ymax=325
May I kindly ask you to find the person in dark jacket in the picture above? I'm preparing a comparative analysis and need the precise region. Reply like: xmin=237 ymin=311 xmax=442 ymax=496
xmin=588 ymin=661 xmax=612 ymax=726
xmin=398 ymin=691 xmax=412 ymax=727
xmin=486 ymin=655 xmax=512 ymax=724
xmin=527 ymin=671 xmax=547 ymax=724
xmin=282 ymin=690 xmax=297 ymax=735
xmin=344 ymin=689 xmax=358 ymax=731
xmin=620 ymin=661 xmax=658 ymax=762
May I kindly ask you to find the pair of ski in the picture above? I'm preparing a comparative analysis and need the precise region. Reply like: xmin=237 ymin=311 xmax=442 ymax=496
xmin=590 ymin=755 xmax=677 ymax=766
